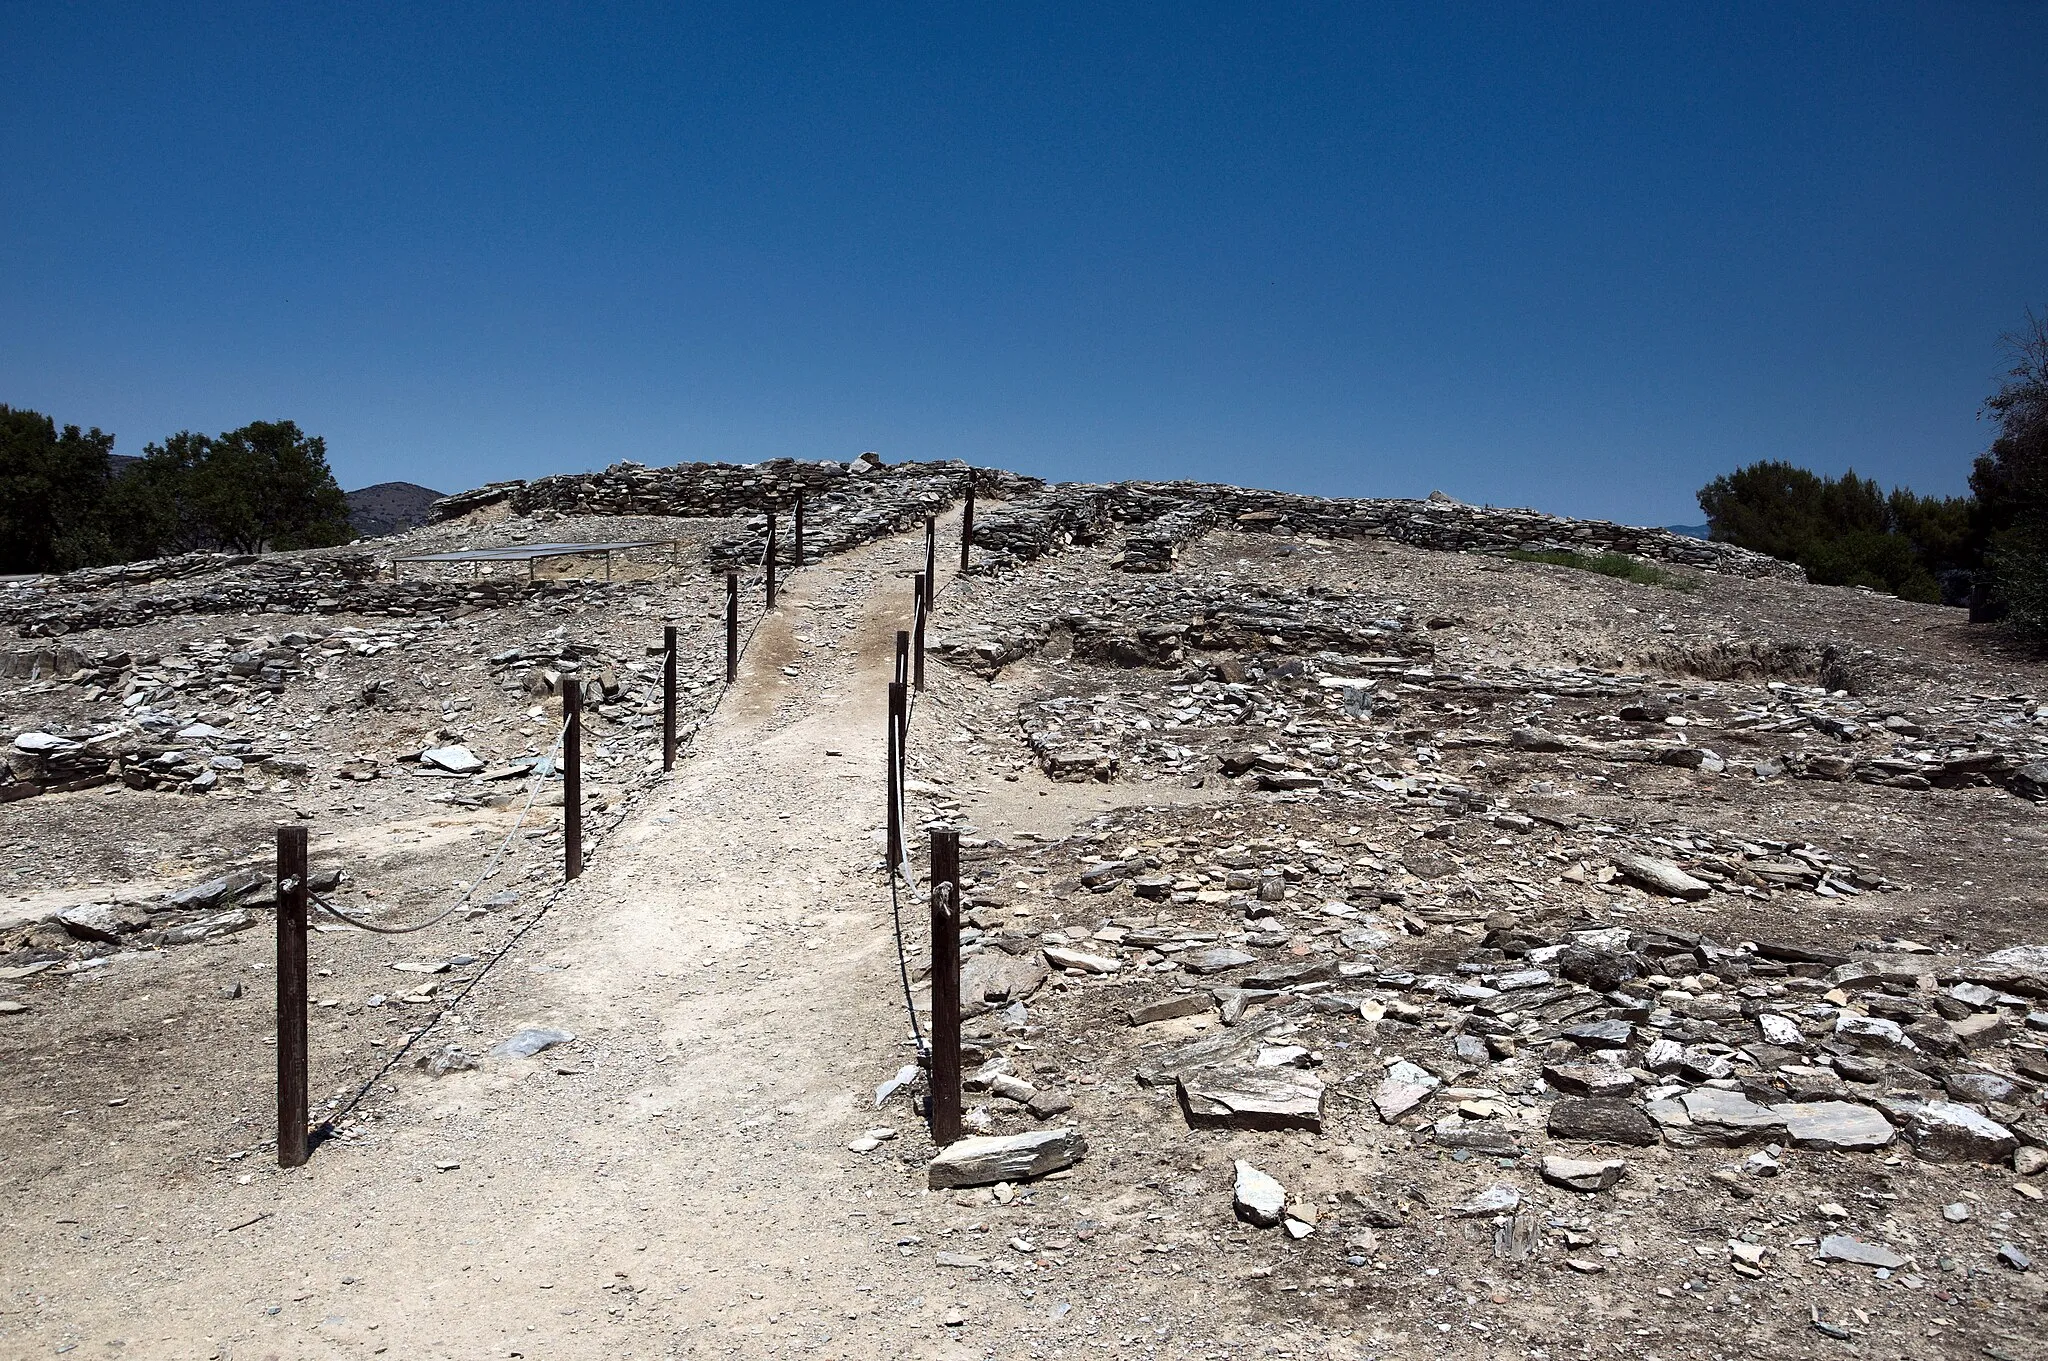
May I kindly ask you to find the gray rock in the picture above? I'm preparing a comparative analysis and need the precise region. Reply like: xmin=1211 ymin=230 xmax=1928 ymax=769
xmin=1180 ymin=947 xmax=1258 ymax=975
xmin=416 ymin=1045 xmax=478 ymax=1076
xmin=1879 ymin=1099 xmax=2019 ymax=1164
xmin=1945 ymin=1071 xmax=2023 ymax=1105
xmin=1673 ymin=1089 xmax=1788 ymax=1146
xmin=1453 ymin=1184 xmax=1521 ymax=1218
xmin=1561 ymin=1018 xmax=1636 ymax=1050
xmin=1541 ymin=1155 xmax=1627 ymax=1192
xmin=959 ymin=951 xmax=1050 ymax=1015
xmin=56 ymin=903 xmax=125 ymax=943
xmin=1819 ymin=1235 xmax=1908 ymax=1270
xmin=1998 ymin=1243 xmax=2031 ymax=1271
xmin=1774 ymin=1100 xmax=1895 ymax=1151
xmin=1126 ymin=993 xmax=1211 ymax=1026
xmin=1043 ymin=944 xmax=1121 ymax=974
xmin=1541 ymin=1062 xmax=1636 ymax=1098
xmin=1374 ymin=1059 xmax=1441 ymax=1122
xmin=928 ymin=1127 xmax=1087 ymax=1188
xmin=158 ymin=908 xmax=255 ymax=945
xmin=1134 ymin=1011 xmax=1289 ymax=1086
xmin=1232 ymin=1160 xmax=1286 ymax=1227
xmin=1834 ymin=1012 xmax=1917 ymax=1053
xmin=1612 ymin=854 xmax=1711 ymax=901
xmin=1757 ymin=1013 xmax=1805 ymax=1047
xmin=420 ymin=745 xmax=484 ymax=774
xmin=1548 ymin=1097 xmax=1658 ymax=1147
xmin=2015 ymin=1146 xmax=2048 ymax=1176
xmin=491 ymin=1026 xmax=575 ymax=1059
xmin=1962 ymin=943 xmax=2048 ymax=998
xmin=1177 ymin=1064 xmax=1324 ymax=1132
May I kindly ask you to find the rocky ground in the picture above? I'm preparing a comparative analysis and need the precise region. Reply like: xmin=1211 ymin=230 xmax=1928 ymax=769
xmin=0 ymin=461 xmax=2044 ymax=1359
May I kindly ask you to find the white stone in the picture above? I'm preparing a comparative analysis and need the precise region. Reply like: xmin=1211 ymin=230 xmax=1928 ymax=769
xmin=1232 ymin=1160 xmax=1286 ymax=1228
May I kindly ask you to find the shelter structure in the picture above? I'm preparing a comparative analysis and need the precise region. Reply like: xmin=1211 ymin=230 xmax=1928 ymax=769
xmin=389 ymin=540 xmax=679 ymax=582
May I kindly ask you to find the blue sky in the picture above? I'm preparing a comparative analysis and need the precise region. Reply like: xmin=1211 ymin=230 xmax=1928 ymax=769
xmin=4 ymin=3 xmax=2043 ymax=524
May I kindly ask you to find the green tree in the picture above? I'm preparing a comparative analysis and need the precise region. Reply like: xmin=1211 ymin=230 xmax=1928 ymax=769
xmin=134 ymin=420 xmax=353 ymax=554
xmin=1696 ymin=460 xmax=1958 ymax=602
xmin=0 ymin=406 xmax=117 ymax=572
xmin=1973 ymin=310 xmax=2048 ymax=640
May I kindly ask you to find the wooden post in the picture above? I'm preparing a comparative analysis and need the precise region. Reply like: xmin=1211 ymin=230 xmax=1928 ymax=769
xmin=928 ymin=828 xmax=963 ymax=1146
xmin=765 ymin=511 xmax=779 ymax=608
xmin=923 ymin=516 xmax=936 ymax=606
xmin=894 ymin=629 xmax=909 ymax=689
xmin=662 ymin=624 xmax=677 ymax=771
xmin=912 ymin=574 xmax=927 ymax=693
xmin=886 ymin=681 xmax=907 ymax=868
xmin=563 ymin=680 xmax=583 ymax=881
xmin=275 ymin=825 xmax=309 ymax=1169
xmin=794 ymin=493 xmax=806 ymax=567
xmin=725 ymin=571 xmax=739 ymax=683
xmin=961 ymin=477 xmax=974 ymax=572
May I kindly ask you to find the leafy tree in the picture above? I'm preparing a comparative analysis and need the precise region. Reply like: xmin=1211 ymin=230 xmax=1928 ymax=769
xmin=1696 ymin=461 xmax=1961 ymax=602
xmin=0 ymin=405 xmax=116 ymax=572
xmin=1973 ymin=310 xmax=2048 ymax=639
xmin=134 ymin=420 xmax=353 ymax=554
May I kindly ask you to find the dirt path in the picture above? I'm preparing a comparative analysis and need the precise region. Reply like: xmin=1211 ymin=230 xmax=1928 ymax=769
xmin=8 ymin=518 xmax=1101 ymax=1360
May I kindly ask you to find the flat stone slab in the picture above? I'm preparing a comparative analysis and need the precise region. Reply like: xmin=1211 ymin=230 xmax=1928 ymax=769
xmin=1043 ymin=944 xmax=1121 ymax=974
xmin=1561 ymin=1018 xmax=1636 ymax=1050
xmin=1819 ymin=1234 xmax=1908 ymax=1270
xmin=1548 ymin=1097 xmax=1658 ymax=1147
xmin=1374 ymin=1059 xmax=1441 ymax=1122
xmin=420 ymin=744 xmax=484 ymax=774
xmin=1178 ymin=1064 xmax=1324 ymax=1132
xmin=1126 ymin=993 xmax=1212 ymax=1026
xmin=1679 ymin=1088 xmax=1788 ymax=1144
xmin=1775 ymin=1100 xmax=1896 ymax=1152
xmin=1180 ymin=947 xmax=1258 ymax=975
xmin=1612 ymin=854 xmax=1711 ymax=900
xmin=1542 ymin=1155 xmax=1627 ymax=1192
xmin=928 ymin=1127 xmax=1088 ymax=1188
xmin=1542 ymin=1062 xmax=1637 ymax=1098
xmin=1962 ymin=943 xmax=2048 ymax=998
xmin=1878 ymin=1099 xmax=2019 ymax=1164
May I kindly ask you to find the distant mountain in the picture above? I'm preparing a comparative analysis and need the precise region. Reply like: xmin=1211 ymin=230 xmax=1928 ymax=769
xmin=1662 ymin=523 xmax=1710 ymax=540
xmin=346 ymin=482 xmax=445 ymax=538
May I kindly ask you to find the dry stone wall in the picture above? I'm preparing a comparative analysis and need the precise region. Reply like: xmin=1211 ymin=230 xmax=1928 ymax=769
xmin=969 ymin=480 xmax=1803 ymax=580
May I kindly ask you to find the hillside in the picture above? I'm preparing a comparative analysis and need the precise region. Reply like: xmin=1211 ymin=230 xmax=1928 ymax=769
xmin=0 ymin=456 xmax=2042 ymax=1359
xmin=344 ymin=480 xmax=444 ymax=538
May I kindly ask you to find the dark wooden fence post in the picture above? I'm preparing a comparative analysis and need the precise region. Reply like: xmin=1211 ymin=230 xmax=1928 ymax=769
xmin=923 ymin=516 xmax=936 ymax=605
xmin=894 ymin=629 xmax=909 ymax=688
xmin=929 ymin=828 xmax=963 ymax=1145
xmin=276 ymin=825 xmax=309 ymax=1168
xmin=662 ymin=624 xmax=677 ymax=771
xmin=960 ymin=477 xmax=974 ymax=572
xmin=886 ymin=680 xmax=907 ymax=868
xmin=794 ymin=493 xmax=806 ymax=567
xmin=912 ymin=573 xmax=927 ymax=692
xmin=765 ymin=511 xmax=779 ymax=608
xmin=564 ymin=680 xmax=583 ymax=881
xmin=725 ymin=571 xmax=739 ymax=682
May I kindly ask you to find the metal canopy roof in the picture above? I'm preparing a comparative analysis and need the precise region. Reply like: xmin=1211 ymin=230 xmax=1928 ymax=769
xmin=391 ymin=540 xmax=671 ymax=563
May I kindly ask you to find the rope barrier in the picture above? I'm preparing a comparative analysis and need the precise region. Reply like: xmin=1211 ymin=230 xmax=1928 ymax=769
xmin=879 ymin=517 xmax=978 ymax=1058
xmin=305 ymin=719 xmax=568 ymax=936
xmin=308 ymin=545 xmax=803 ymax=1140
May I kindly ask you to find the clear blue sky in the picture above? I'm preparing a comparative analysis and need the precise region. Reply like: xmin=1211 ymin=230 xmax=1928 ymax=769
xmin=4 ymin=3 xmax=2044 ymax=524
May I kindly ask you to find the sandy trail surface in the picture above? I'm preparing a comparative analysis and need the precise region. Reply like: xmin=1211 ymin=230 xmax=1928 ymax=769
xmin=5 ymin=518 xmax=1099 ymax=1360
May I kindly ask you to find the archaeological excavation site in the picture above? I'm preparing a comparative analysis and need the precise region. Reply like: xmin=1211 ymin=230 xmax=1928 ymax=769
xmin=3 ymin=454 xmax=2046 ymax=1360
